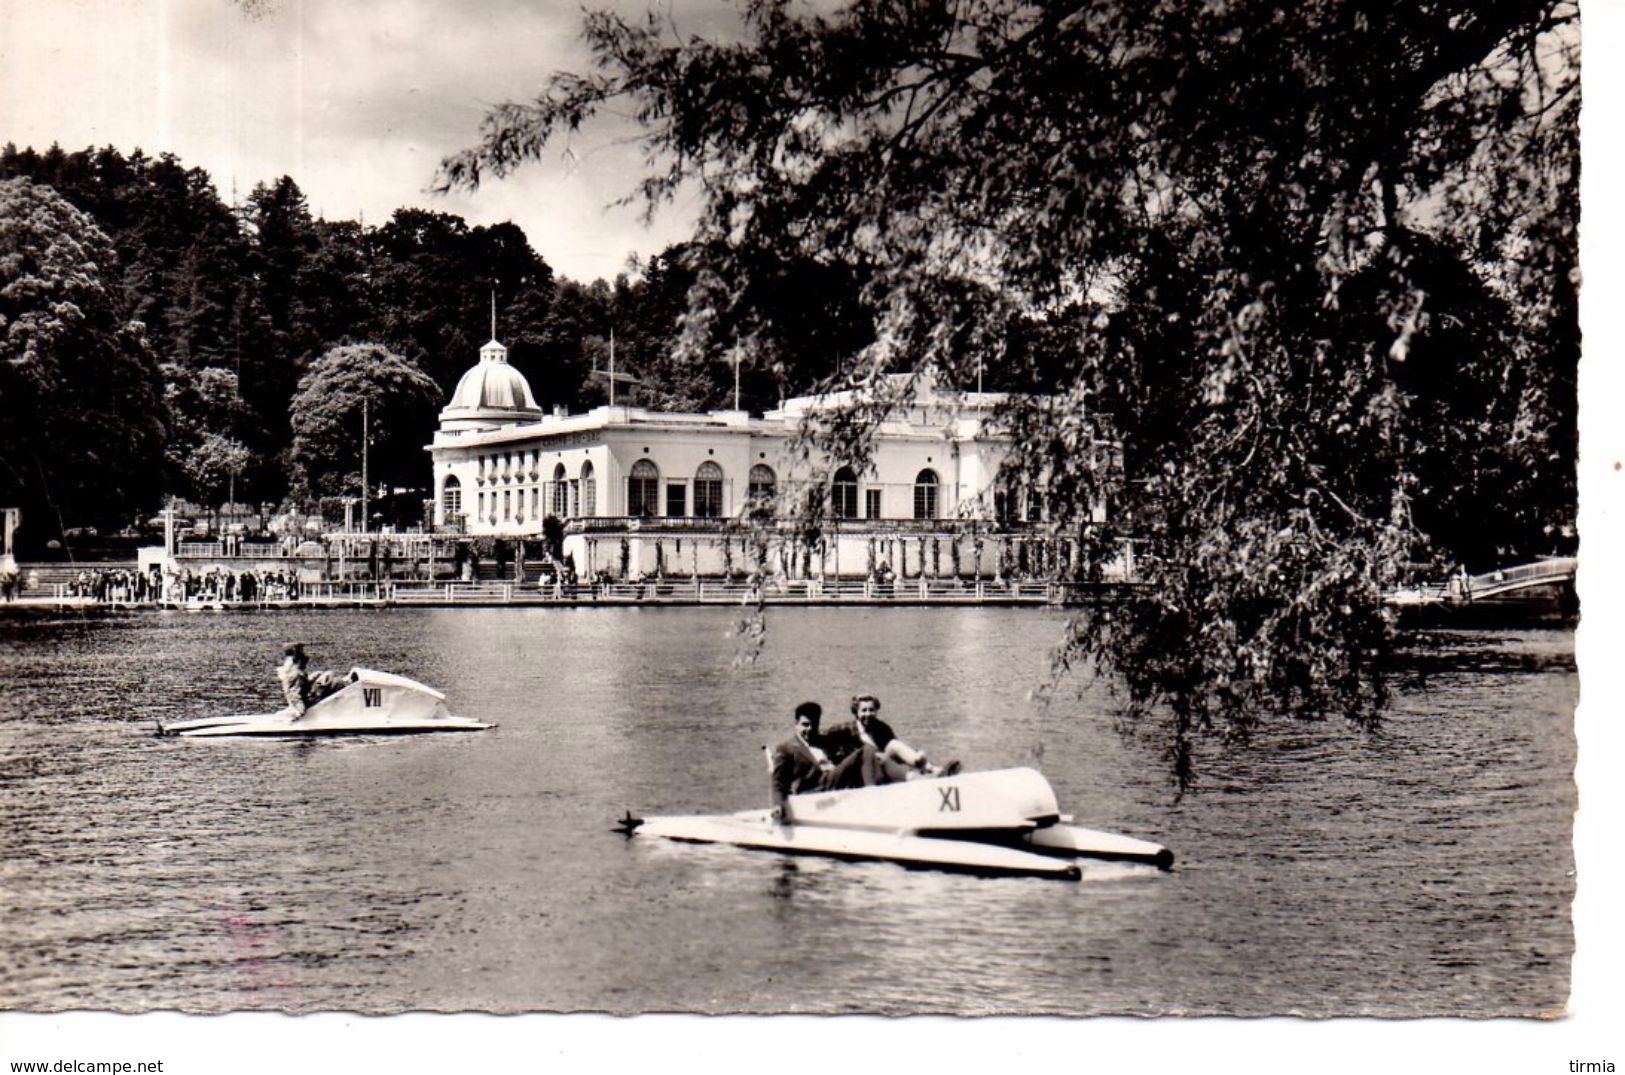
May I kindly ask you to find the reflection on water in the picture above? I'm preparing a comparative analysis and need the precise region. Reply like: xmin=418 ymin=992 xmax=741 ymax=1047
xmin=0 ymin=608 xmax=1574 ymax=1015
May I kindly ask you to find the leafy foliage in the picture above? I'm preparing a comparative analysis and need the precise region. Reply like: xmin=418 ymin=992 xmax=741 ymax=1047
xmin=162 ymin=364 xmax=255 ymax=500
xmin=183 ymin=433 xmax=253 ymax=505
xmin=288 ymin=342 xmax=442 ymax=501
xmin=0 ymin=177 xmax=168 ymax=538
xmin=0 ymin=143 xmax=710 ymax=538
xmin=442 ymin=0 xmax=1578 ymax=786
xmin=618 ymin=242 xmax=867 ymax=412
xmin=362 ymin=208 xmax=557 ymax=392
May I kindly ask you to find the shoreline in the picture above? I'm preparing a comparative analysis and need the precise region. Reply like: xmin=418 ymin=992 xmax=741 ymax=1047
xmin=0 ymin=578 xmax=1103 ymax=611
xmin=0 ymin=585 xmax=1578 ymax=626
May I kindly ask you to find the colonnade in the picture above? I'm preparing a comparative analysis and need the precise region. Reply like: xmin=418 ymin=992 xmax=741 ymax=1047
xmin=570 ymin=528 xmax=1135 ymax=583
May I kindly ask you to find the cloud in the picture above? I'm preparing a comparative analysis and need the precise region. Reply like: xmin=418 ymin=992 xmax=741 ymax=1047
xmin=0 ymin=0 xmax=707 ymax=281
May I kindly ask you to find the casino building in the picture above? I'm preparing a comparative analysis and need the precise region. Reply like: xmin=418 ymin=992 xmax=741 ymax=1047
xmin=426 ymin=336 xmax=1114 ymax=581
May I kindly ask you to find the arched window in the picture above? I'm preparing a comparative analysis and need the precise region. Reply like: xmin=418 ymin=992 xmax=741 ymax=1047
xmin=694 ymin=461 xmax=724 ymax=518
xmin=552 ymin=462 xmax=569 ymax=517
xmin=581 ymin=461 xmax=596 ymax=516
xmin=913 ymin=469 xmax=939 ymax=520
xmin=628 ymin=459 xmax=659 ymax=517
xmin=832 ymin=466 xmax=859 ymax=520
xmin=441 ymin=475 xmax=462 ymax=521
xmin=748 ymin=464 xmax=776 ymax=504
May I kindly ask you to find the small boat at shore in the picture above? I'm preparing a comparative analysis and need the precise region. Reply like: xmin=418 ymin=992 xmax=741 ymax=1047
xmin=158 ymin=668 xmax=492 ymax=737
xmin=615 ymin=767 xmax=1172 ymax=880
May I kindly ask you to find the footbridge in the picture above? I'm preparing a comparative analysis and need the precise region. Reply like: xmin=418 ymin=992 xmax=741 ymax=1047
xmin=1386 ymin=556 xmax=1576 ymax=608
xmin=1461 ymin=556 xmax=1577 ymax=600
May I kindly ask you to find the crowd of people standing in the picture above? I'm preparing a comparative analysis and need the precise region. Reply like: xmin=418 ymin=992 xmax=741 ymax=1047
xmin=45 ymin=565 xmax=306 ymax=605
xmin=65 ymin=568 xmax=158 ymax=602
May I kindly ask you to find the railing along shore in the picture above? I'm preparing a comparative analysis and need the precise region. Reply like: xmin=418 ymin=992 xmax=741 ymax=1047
xmin=2 ymin=577 xmax=1141 ymax=610
xmin=3 ymin=556 xmax=1575 ymax=611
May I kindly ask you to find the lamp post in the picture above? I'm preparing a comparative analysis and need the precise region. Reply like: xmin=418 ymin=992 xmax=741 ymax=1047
xmin=2 ymin=507 xmax=18 ymax=560
xmin=160 ymin=504 xmax=178 ymax=559
xmin=590 ymin=329 xmax=638 ymax=405
xmin=158 ymin=503 xmax=179 ymax=602
xmin=1 ymin=507 xmax=19 ymax=578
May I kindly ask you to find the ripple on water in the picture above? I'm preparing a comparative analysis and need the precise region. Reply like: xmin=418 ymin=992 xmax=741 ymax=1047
xmin=0 ymin=610 xmax=1574 ymax=1014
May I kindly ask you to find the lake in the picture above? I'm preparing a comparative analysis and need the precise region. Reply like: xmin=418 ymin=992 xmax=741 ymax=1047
xmin=0 ymin=606 xmax=1575 ymax=1015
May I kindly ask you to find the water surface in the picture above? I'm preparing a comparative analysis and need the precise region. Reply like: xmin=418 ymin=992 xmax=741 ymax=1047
xmin=0 ymin=607 xmax=1574 ymax=1015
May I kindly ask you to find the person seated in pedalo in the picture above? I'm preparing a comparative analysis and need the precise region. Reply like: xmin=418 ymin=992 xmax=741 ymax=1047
xmin=827 ymin=694 xmax=959 ymax=783
xmin=276 ymin=643 xmax=351 ymax=720
xmin=769 ymin=701 xmax=878 ymax=824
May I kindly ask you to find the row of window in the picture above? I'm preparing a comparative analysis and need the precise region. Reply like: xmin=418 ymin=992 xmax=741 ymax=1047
xmin=830 ymin=466 xmax=938 ymax=520
xmin=625 ymin=460 xmax=746 ymax=518
xmin=474 ymin=452 xmax=589 ymax=485
xmin=444 ymin=460 xmax=944 ymax=522
xmin=446 ymin=482 xmax=601 ymax=525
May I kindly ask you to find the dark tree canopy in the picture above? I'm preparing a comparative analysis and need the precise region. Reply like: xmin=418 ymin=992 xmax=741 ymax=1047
xmin=363 ymin=208 xmax=558 ymax=395
xmin=0 ymin=143 xmax=686 ymax=535
xmin=443 ymin=0 xmax=1578 ymax=785
xmin=0 ymin=177 xmax=168 ymax=539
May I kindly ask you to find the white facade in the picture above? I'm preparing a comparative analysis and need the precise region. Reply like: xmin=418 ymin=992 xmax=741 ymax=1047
xmin=425 ymin=341 xmax=1064 ymax=579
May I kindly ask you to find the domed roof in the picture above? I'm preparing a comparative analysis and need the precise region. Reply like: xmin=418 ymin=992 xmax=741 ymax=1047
xmin=440 ymin=339 xmax=541 ymax=428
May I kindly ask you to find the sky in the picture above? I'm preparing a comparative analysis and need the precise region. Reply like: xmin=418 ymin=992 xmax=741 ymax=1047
xmin=0 ymin=0 xmax=732 ymax=282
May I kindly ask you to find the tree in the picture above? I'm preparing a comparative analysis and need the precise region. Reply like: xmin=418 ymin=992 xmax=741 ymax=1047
xmin=523 ymin=277 xmax=611 ymax=410
xmin=608 ymin=243 xmax=864 ymax=413
xmin=163 ymin=364 xmax=255 ymax=503
xmin=363 ymin=208 xmax=557 ymax=398
xmin=238 ymin=178 xmax=327 ymax=478
xmin=510 ymin=276 xmax=597 ymax=411
xmin=0 ymin=177 xmax=168 ymax=546
xmin=614 ymin=248 xmax=711 ymax=411
xmin=183 ymin=433 xmax=253 ymax=507
xmin=288 ymin=343 xmax=441 ymax=505
xmin=442 ymin=0 xmax=1578 ymax=787
xmin=0 ymin=147 xmax=254 ymax=375
xmin=0 ymin=143 xmax=603 ymax=519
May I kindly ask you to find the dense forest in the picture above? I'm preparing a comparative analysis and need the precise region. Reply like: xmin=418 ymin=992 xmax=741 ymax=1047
xmin=2 ymin=64 xmax=1576 ymax=590
xmin=0 ymin=143 xmax=853 ymax=550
